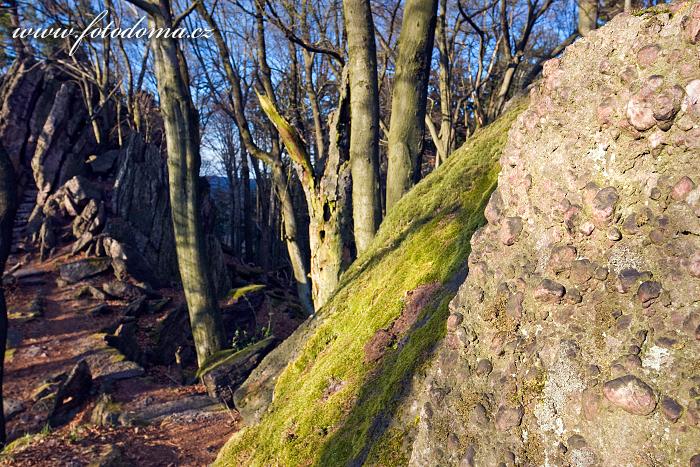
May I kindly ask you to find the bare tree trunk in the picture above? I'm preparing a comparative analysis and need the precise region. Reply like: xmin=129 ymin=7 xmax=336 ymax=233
xmin=578 ymin=0 xmax=598 ymax=35
xmin=256 ymin=73 xmax=352 ymax=309
xmin=343 ymin=0 xmax=381 ymax=254
xmin=385 ymin=0 xmax=438 ymax=210
xmin=436 ymin=0 xmax=453 ymax=162
xmin=240 ymin=138 xmax=253 ymax=263
xmin=226 ymin=163 xmax=237 ymax=252
xmin=624 ymin=0 xmax=632 ymax=12
xmin=0 ymin=144 xmax=18 ymax=447
xmin=129 ymin=0 xmax=225 ymax=367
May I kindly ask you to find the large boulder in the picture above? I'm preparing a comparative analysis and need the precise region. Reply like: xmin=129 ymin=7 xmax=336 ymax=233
xmin=410 ymin=6 xmax=700 ymax=466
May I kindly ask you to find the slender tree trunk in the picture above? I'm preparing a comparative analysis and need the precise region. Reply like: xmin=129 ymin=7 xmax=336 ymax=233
xmin=436 ymin=0 xmax=453 ymax=162
xmin=385 ymin=0 xmax=439 ymax=210
xmin=343 ymin=0 xmax=382 ymax=255
xmin=252 ymin=159 xmax=270 ymax=269
xmin=240 ymin=139 xmax=253 ymax=263
xmin=270 ymin=161 xmax=315 ymax=313
xmin=144 ymin=8 xmax=225 ymax=367
xmin=578 ymin=0 xmax=598 ymax=35
xmin=624 ymin=0 xmax=632 ymax=12
xmin=0 ymin=144 xmax=18 ymax=447
xmin=302 ymin=50 xmax=326 ymax=170
xmin=226 ymin=165 xmax=237 ymax=252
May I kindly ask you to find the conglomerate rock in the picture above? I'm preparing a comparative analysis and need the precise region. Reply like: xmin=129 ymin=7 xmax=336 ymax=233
xmin=410 ymin=5 xmax=700 ymax=466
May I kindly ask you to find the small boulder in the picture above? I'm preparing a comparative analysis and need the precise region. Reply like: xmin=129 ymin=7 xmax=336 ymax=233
xmin=75 ymin=285 xmax=107 ymax=301
xmin=102 ymin=280 xmax=143 ymax=301
xmin=90 ymin=394 xmax=122 ymax=427
xmin=49 ymin=359 xmax=93 ymax=427
xmin=87 ymin=150 xmax=119 ymax=175
xmin=59 ymin=258 xmax=112 ymax=283
xmin=3 ymin=398 xmax=25 ymax=421
xmin=201 ymin=337 xmax=277 ymax=405
xmin=64 ymin=175 xmax=102 ymax=205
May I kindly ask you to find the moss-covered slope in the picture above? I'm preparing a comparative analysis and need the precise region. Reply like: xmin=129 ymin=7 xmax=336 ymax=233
xmin=215 ymin=104 xmax=524 ymax=466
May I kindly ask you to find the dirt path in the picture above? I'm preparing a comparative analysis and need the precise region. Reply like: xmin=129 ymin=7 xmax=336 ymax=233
xmin=1 ymin=249 xmax=239 ymax=466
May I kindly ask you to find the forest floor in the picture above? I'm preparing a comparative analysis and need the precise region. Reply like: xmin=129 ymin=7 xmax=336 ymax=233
xmin=0 ymin=244 xmax=262 ymax=466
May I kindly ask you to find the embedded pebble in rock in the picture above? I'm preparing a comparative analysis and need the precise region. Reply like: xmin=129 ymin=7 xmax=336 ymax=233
xmin=637 ymin=281 xmax=662 ymax=308
xmin=671 ymin=176 xmax=696 ymax=201
xmin=603 ymin=375 xmax=656 ymax=415
xmin=637 ymin=44 xmax=660 ymax=66
xmin=607 ymin=227 xmax=622 ymax=241
xmin=494 ymin=404 xmax=524 ymax=432
xmin=475 ymin=359 xmax=492 ymax=376
xmin=409 ymin=7 xmax=700 ymax=466
xmin=534 ymin=279 xmax=565 ymax=302
xmin=580 ymin=222 xmax=595 ymax=236
xmin=591 ymin=187 xmax=619 ymax=224
xmin=688 ymin=251 xmax=700 ymax=277
xmin=499 ymin=217 xmax=523 ymax=246
xmin=654 ymin=87 xmax=682 ymax=122
xmin=446 ymin=313 xmax=463 ymax=331
xmin=470 ymin=404 xmax=489 ymax=426
xmin=549 ymin=245 xmax=577 ymax=273
xmin=660 ymin=396 xmax=683 ymax=423
xmin=627 ymin=93 xmax=657 ymax=131
xmin=685 ymin=80 xmax=700 ymax=116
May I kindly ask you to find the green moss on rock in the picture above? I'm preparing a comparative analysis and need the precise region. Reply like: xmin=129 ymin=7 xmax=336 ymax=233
xmin=215 ymin=104 xmax=525 ymax=466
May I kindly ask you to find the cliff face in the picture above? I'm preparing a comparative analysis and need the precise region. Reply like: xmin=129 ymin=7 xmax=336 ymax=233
xmin=411 ymin=4 xmax=700 ymax=466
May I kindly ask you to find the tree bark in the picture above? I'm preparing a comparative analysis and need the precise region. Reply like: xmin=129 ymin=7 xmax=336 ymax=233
xmin=0 ymin=144 xmax=18 ymax=447
xmin=256 ymin=73 xmax=352 ymax=309
xmin=385 ymin=0 xmax=439 ymax=210
xmin=578 ymin=0 xmax=598 ymax=35
xmin=343 ymin=0 xmax=382 ymax=254
xmin=436 ymin=0 xmax=453 ymax=164
xmin=128 ymin=0 xmax=225 ymax=367
xmin=240 ymin=137 xmax=253 ymax=263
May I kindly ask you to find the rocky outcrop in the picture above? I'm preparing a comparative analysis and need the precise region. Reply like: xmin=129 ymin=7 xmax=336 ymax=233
xmin=30 ymin=80 xmax=95 ymax=208
xmin=1 ymin=59 xmax=229 ymax=294
xmin=410 ymin=5 xmax=700 ymax=466
xmin=110 ymin=133 xmax=177 ymax=283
